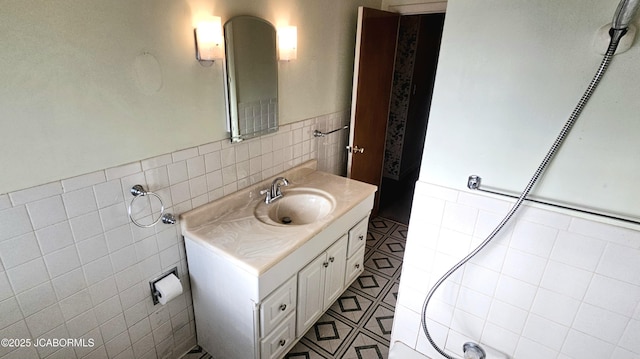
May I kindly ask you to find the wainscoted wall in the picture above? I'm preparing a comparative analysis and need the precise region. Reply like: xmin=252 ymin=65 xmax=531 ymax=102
xmin=392 ymin=181 xmax=640 ymax=359
xmin=0 ymin=112 xmax=348 ymax=359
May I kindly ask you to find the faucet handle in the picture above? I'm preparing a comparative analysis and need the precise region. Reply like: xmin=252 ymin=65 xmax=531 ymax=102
xmin=260 ymin=189 xmax=272 ymax=203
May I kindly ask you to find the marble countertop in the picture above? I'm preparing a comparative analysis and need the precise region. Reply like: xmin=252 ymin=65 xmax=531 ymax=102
xmin=179 ymin=160 xmax=377 ymax=276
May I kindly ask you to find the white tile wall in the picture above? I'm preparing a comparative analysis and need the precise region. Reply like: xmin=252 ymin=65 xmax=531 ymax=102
xmin=0 ymin=112 xmax=348 ymax=359
xmin=392 ymin=181 xmax=640 ymax=359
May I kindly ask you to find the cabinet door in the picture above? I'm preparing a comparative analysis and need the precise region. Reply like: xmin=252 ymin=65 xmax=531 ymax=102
xmin=296 ymin=253 xmax=326 ymax=337
xmin=323 ymin=235 xmax=348 ymax=310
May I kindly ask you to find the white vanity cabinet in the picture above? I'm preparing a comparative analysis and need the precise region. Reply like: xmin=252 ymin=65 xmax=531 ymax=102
xmin=185 ymin=211 xmax=369 ymax=359
xmin=296 ymin=234 xmax=348 ymax=336
xmin=180 ymin=162 xmax=377 ymax=359
xmin=184 ymin=212 xmax=373 ymax=359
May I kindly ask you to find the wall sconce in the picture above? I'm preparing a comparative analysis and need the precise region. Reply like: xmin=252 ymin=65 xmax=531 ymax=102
xmin=194 ymin=16 xmax=224 ymax=66
xmin=278 ymin=26 xmax=297 ymax=61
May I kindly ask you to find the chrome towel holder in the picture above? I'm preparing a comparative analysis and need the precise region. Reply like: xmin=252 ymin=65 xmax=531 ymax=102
xmin=313 ymin=125 xmax=349 ymax=137
xmin=128 ymin=184 xmax=176 ymax=228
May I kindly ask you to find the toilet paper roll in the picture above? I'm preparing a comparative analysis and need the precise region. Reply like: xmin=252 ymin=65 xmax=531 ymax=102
xmin=155 ymin=273 xmax=183 ymax=305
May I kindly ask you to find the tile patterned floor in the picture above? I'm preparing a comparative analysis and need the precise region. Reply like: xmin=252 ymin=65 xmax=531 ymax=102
xmin=182 ymin=217 xmax=406 ymax=359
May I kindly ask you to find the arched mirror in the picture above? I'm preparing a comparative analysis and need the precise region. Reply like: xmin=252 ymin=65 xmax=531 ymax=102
xmin=224 ymin=16 xmax=278 ymax=143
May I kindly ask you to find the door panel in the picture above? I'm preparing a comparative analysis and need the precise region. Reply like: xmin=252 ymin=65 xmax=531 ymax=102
xmin=323 ymin=235 xmax=348 ymax=310
xmin=296 ymin=254 xmax=326 ymax=337
xmin=348 ymin=7 xmax=400 ymax=213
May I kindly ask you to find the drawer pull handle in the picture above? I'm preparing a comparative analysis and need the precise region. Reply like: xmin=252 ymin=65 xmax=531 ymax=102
xmin=355 ymin=264 xmax=360 ymax=269
xmin=279 ymin=339 xmax=286 ymax=347
xmin=359 ymin=235 xmax=364 ymax=241
xmin=329 ymin=256 xmax=335 ymax=263
xmin=279 ymin=304 xmax=287 ymax=311
xmin=323 ymin=262 xmax=329 ymax=268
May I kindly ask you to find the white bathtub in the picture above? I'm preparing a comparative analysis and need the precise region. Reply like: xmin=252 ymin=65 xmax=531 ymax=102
xmin=389 ymin=341 xmax=431 ymax=359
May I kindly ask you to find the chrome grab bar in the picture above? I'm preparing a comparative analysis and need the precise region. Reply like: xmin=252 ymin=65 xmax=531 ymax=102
xmin=467 ymin=175 xmax=640 ymax=226
xmin=313 ymin=125 xmax=349 ymax=137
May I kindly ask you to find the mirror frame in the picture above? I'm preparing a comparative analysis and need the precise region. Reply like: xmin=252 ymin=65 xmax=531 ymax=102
xmin=223 ymin=15 xmax=279 ymax=143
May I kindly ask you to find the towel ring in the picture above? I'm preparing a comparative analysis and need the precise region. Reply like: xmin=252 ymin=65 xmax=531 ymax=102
xmin=128 ymin=185 xmax=176 ymax=228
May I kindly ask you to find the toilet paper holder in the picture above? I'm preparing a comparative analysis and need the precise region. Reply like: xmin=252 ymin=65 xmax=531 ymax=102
xmin=149 ymin=267 xmax=179 ymax=305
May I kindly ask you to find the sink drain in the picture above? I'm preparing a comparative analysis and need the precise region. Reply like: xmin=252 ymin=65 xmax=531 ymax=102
xmin=281 ymin=217 xmax=292 ymax=224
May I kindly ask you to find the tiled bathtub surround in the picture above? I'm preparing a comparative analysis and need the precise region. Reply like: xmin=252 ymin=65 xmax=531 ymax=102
xmin=0 ymin=111 xmax=348 ymax=359
xmin=391 ymin=181 xmax=640 ymax=359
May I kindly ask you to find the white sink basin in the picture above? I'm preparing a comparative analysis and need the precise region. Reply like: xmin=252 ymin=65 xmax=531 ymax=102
xmin=255 ymin=188 xmax=336 ymax=226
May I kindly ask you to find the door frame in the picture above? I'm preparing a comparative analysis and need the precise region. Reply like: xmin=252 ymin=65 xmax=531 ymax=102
xmin=385 ymin=2 xmax=447 ymax=15
xmin=346 ymin=5 xmax=447 ymax=216
xmin=347 ymin=4 xmax=448 ymax=180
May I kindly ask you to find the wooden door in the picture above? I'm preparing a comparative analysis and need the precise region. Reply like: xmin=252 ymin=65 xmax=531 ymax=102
xmin=347 ymin=7 xmax=400 ymax=213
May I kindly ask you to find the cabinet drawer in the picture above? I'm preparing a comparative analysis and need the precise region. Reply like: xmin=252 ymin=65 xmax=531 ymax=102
xmin=345 ymin=245 xmax=365 ymax=286
xmin=260 ymin=312 xmax=296 ymax=359
xmin=347 ymin=217 xmax=368 ymax=257
xmin=260 ymin=275 xmax=296 ymax=336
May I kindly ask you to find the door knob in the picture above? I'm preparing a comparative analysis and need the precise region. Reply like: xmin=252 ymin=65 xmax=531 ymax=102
xmin=346 ymin=145 xmax=365 ymax=154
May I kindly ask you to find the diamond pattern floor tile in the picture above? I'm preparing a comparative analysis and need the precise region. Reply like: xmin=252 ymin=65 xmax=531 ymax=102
xmin=382 ymin=282 xmax=400 ymax=308
xmin=389 ymin=226 xmax=408 ymax=240
xmin=302 ymin=313 xmax=354 ymax=356
xmin=363 ymin=305 xmax=395 ymax=340
xmin=368 ymin=218 xmax=396 ymax=234
xmin=366 ymin=231 xmax=386 ymax=248
xmin=376 ymin=236 xmax=406 ymax=259
xmin=340 ymin=332 xmax=389 ymax=359
xmin=364 ymin=251 xmax=402 ymax=278
xmin=352 ymin=270 xmax=390 ymax=298
xmin=328 ymin=289 xmax=374 ymax=324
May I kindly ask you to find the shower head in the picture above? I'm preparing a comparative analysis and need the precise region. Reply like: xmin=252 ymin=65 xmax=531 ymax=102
xmin=612 ymin=0 xmax=640 ymax=30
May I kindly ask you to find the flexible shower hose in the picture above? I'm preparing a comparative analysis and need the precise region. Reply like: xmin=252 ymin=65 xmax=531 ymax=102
xmin=420 ymin=30 xmax=627 ymax=359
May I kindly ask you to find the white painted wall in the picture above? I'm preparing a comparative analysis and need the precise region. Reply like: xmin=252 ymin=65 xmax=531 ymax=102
xmin=392 ymin=0 xmax=640 ymax=358
xmin=421 ymin=0 xmax=640 ymax=221
xmin=0 ymin=0 xmax=380 ymax=194
xmin=0 ymin=1 xmax=378 ymax=358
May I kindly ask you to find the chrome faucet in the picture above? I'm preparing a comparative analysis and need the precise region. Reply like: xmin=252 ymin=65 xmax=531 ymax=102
xmin=260 ymin=177 xmax=289 ymax=204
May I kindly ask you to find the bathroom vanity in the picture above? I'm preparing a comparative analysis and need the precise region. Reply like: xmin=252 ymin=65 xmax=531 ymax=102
xmin=180 ymin=161 xmax=376 ymax=359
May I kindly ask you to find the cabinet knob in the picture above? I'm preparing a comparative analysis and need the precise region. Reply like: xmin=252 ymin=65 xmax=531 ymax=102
xmin=279 ymin=339 xmax=286 ymax=347
xmin=355 ymin=264 xmax=360 ymax=269
xmin=279 ymin=304 xmax=287 ymax=311
xmin=359 ymin=235 xmax=364 ymax=241
xmin=323 ymin=262 xmax=329 ymax=268
xmin=329 ymin=256 xmax=335 ymax=263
